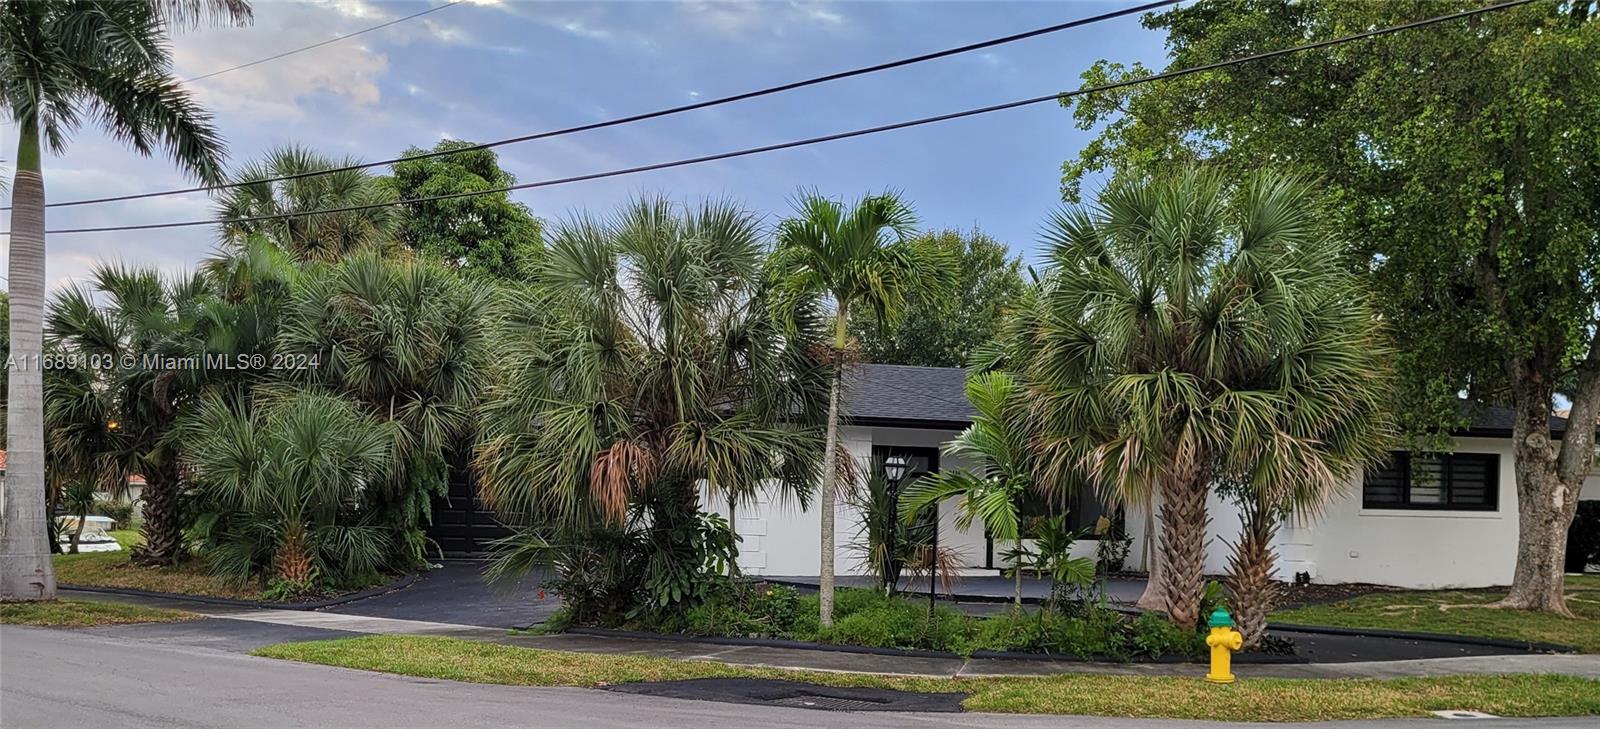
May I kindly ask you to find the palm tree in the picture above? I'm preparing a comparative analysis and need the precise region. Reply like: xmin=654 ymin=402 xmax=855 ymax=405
xmin=475 ymin=196 xmax=830 ymax=610
xmin=46 ymin=266 xmax=214 ymax=565
xmin=769 ymin=190 xmax=954 ymax=627
xmin=216 ymin=145 xmax=398 ymax=262
xmin=182 ymin=391 xmax=395 ymax=593
xmin=1013 ymin=168 xmax=1392 ymax=631
xmin=1 ymin=0 xmax=249 ymax=601
xmin=276 ymin=250 xmax=492 ymax=567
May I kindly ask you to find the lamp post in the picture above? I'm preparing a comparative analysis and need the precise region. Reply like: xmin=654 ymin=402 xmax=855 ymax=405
xmin=882 ymin=455 xmax=908 ymax=595
xmin=928 ymin=499 xmax=939 ymax=616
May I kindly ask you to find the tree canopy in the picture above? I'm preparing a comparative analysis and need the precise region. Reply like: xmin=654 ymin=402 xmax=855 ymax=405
xmin=852 ymin=228 xmax=1023 ymax=368
xmin=388 ymin=139 xmax=543 ymax=280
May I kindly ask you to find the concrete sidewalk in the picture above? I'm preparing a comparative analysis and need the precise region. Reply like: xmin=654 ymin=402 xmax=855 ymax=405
xmin=66 ymin=590 xmax=1600 ymax=680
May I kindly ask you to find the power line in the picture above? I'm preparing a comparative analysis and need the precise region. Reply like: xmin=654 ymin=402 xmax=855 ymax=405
xmin=12 ymin=0 xmax=1184 ymax=212
xmin=183 ymin=1 xmax=466 ymax=83
xmin=4 ymin=0 xmax=1539 ymax=237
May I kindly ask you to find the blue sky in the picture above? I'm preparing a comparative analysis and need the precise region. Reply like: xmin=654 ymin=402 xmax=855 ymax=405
xmin=2 ymin=0 xmax=1172 ymax=290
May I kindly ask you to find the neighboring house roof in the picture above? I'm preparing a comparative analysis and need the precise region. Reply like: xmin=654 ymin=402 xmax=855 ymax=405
xmin=0 ymin=448 xmax=6 ymax=472
xmin=847 ymin=364 xmax=1570 ymax=439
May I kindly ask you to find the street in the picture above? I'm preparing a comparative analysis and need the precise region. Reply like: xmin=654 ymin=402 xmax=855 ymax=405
xmin=1 ymin=626 xmax=1594 ymax=729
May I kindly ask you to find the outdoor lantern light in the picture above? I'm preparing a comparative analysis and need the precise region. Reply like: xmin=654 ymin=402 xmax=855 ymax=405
xmin=883 ymin=454 xmax=909 ymax=484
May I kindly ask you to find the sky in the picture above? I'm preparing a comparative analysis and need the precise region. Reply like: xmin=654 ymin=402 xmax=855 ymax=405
xmin=0 ymin=0 xmax=1173 ymax=292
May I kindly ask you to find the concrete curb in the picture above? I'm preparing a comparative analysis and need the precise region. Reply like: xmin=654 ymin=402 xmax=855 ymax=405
xmin=61 ymin=572 xmax=420 ymax=611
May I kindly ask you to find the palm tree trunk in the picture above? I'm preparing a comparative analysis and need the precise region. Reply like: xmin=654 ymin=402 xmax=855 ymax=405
xmin=818 ymin=307 xmax=849 ymax=628
xmin=1135 ymin=498 xmax=1168 ymax=611
xmin=133 ymin=461 xmax=184 ymax=565
xmin=1013 ymin=537 xmax=1024 ymax=607
xmin=1159 ymin=460 xmax=1209 ymax=631
xmin=1226 ymin=501 xmax=1278 ymax=648
xmin=0 ymin=119 xmax=58 ymax=601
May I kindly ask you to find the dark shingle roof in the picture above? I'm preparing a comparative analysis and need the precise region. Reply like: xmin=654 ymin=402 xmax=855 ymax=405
xmin=847 ymin=364 xmax=1573 ymax=439
xmin=845 ymin=364 xmax=976 ymax=427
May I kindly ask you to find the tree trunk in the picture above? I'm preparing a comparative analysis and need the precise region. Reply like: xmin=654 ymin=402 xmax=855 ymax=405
xmin=1135 ymin=498 xmax=1168 ymax=611
xmin=818 ymin=306 xmax=852 ymax=628
xmin=69 ymin=509 xmax=87 ymax=555
xmin=1013 ymin=537 xmax=1024 ymax=607
xmin=132 ymin=461 xmax=184 ymax=566
xmin=0 ymin=119 xmax=58 ymax=601
xmin=818 ymin=351 xmax=843 ymax=627
xmin=1226 ymin=500 xmax=1279 ymax=648
xmin=1159 ymin=459 xmax=1209 ymax=631
xmin=1496 ymin=365 xmax=1596 ymax=615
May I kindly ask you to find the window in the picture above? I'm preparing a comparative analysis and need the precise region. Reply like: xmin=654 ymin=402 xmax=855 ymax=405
xmin=1018 ymin=486 xmax=1111 ymax=533
xmin=1362 ymin=451 xmax=1499 ymax=511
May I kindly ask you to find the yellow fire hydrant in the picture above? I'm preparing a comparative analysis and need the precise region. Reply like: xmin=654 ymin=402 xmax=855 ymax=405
xmin=1205 ymin=607 xmax=1243 ymax=684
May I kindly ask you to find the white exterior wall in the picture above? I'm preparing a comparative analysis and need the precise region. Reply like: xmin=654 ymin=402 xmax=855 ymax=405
xmin=712 ymin=429 xmax=1596 ymax=587
xmin=1123 ymin=437 xmax=1528 ymax=589
xmin=705 ymin=424 xmax=994 ymax=576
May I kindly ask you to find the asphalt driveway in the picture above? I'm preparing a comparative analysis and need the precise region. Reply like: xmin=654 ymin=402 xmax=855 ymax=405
xmin=323 ymin=559 xmax=558 ymax=629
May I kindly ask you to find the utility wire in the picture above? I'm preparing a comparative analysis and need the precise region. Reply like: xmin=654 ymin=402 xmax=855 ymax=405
xmin=183 ymin=1 xmax=466 ymax=83
xmin=11 ymin=0 xmax=1184 ymax=212
xmin=5 ymin=0 xmax=1538 ymax=237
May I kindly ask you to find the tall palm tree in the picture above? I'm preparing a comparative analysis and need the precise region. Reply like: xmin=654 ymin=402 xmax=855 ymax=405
xmin=769 ymin=191 xmax=954 ymax=627
xmin=475 ymin=196 xmax=830 ymax=609
xmin=216 ymin=145 xmax=398 ymax=263
xmin=1 ymin=0 xmax=248 ymax=600
xmin=1013 ymin=168 xmax=1392 ymax=631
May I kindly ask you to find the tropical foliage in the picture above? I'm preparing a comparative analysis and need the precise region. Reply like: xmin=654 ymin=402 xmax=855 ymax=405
xmin=217 ymin=145 xmax=399 ymax=262
xmin=475 ymin=196 xmax=831 ymax=618
xmin=852 ymin=228 xmax=1024 ymax=367
xmin=182 ymin=392 xmax=395 ymax=595
xmin=45 ymin=266 xmax=215 ymax=565
xmin=769 ymin=190 xmax=955 ymax=626
xmin=1001 ymin=168 xmax=1392 ymax=636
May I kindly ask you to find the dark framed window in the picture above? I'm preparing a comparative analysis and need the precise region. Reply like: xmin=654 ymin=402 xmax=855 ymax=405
xmin=1019 ymin=487 xmax=1110 ymax=533
xmin=1362 ymin=451 xmax=1499 ymax=511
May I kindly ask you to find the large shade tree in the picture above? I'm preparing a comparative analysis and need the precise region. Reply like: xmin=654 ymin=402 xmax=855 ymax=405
xmin=1008 ymin=168 xmax=1392 ymax=631
xmin=1062 ymin=0 xmax=1599 ymax=614
xmin=1 ymin=0 xmax=248 ymax=599
xmin=769 ymin=191 xmax=954 ymax=627
xmin=475 ymin=196 xmax=831 ymax=611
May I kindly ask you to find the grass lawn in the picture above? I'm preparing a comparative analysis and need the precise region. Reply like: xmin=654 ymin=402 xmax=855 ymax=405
xmin=1275 ymin=574 xmax=1600 ymax=653
xmin=254 ymin=635 xmax=1600 ymax=721
xmin=0 ymin=598 xmax=199 ymax=627
xmin=52 ymin=529 xmax=265 ymax=600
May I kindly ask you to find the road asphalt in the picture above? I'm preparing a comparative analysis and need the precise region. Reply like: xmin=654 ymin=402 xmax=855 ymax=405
xmin=2 ymin=626 xmax=1597 ymax=729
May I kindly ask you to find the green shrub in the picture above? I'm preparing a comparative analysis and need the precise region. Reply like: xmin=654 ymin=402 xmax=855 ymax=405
xmin=683 ymin=581 xmax=801 ymax=638
xmin=969 ymin=609 xmax=1044 ymax=653
xmin=1128 ymin=610 xmax=1203 ymax=658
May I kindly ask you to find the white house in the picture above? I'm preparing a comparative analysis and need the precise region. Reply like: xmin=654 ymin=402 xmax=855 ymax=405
xmin=705 ymin=364 xmax=1600 ymax=589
